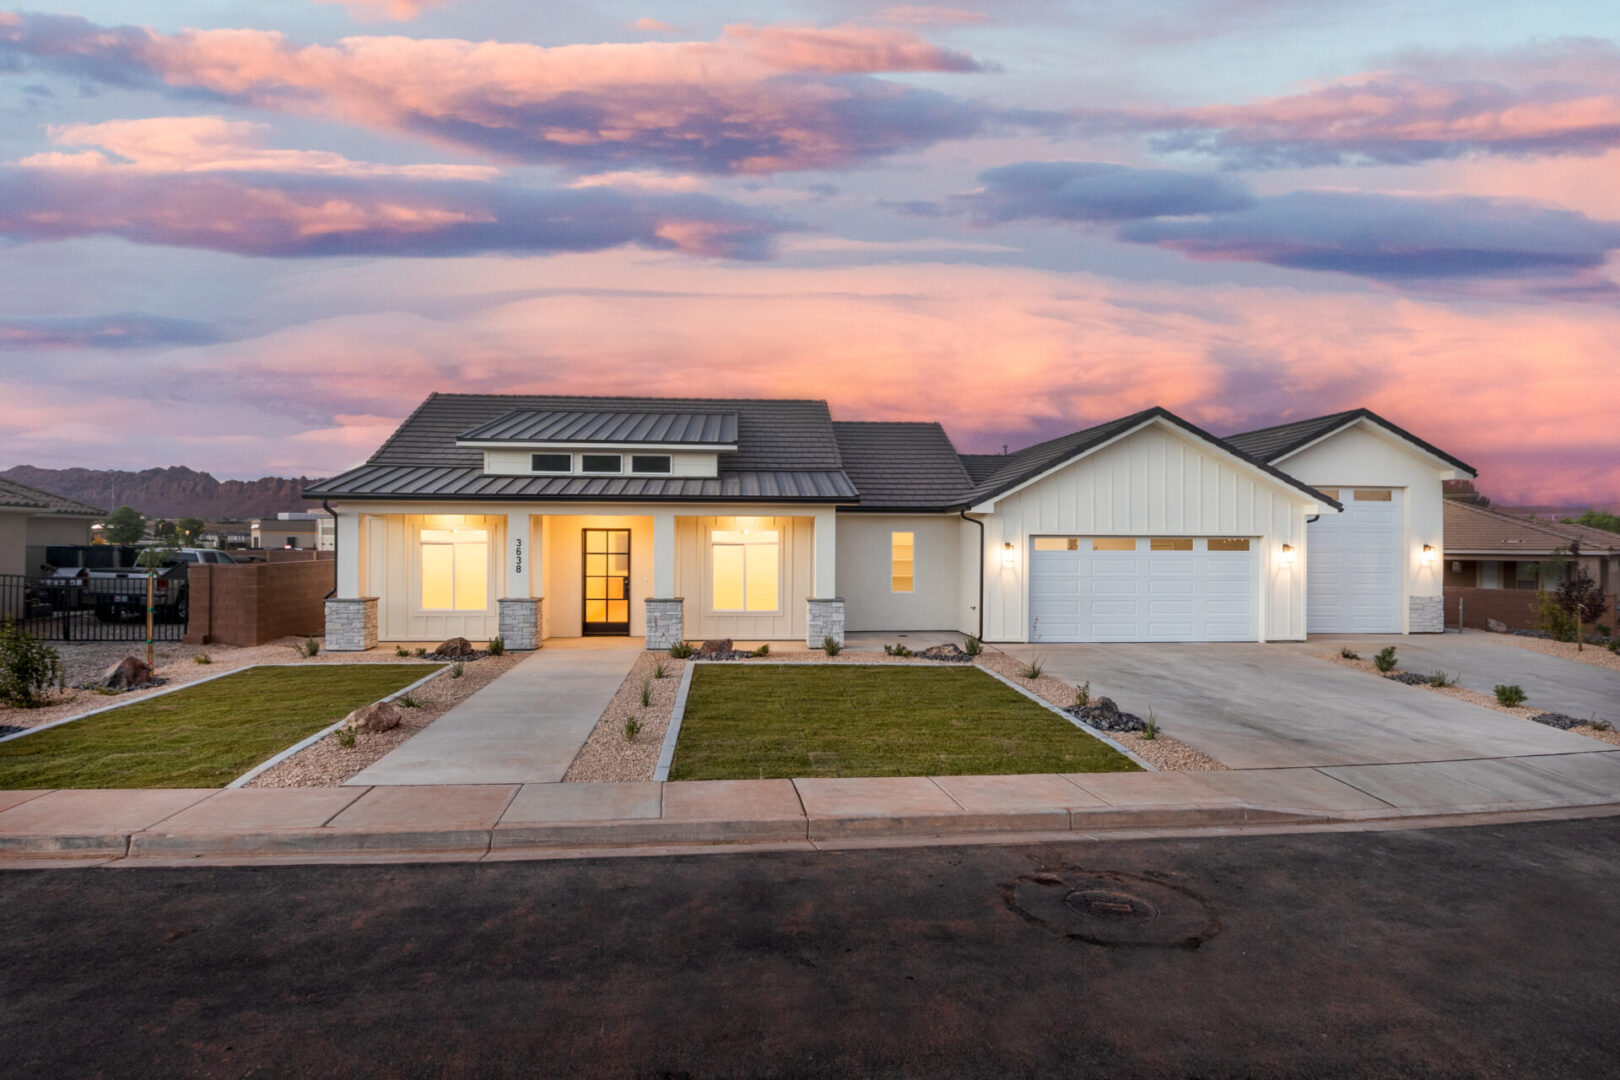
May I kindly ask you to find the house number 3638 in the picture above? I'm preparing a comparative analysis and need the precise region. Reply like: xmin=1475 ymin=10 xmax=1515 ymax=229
xmin=514 ymin=538 xmax=523 ymax=574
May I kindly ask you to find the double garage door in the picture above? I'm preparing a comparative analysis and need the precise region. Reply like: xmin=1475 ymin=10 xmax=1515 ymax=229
xmin=1029 ymin=537 xmax=1257 ymax=642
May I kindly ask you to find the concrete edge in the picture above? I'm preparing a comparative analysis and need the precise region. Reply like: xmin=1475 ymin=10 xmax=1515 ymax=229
xmin=974 ymin=664 xmax=1159 ymax=771
xmin=224 ymin=665 xmax=452 ymax=789
xmin=652 ymin=662 xmax=696 ymax=783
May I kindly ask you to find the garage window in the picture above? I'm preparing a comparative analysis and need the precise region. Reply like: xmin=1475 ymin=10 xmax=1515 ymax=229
xmin=1317 ymin=488 xmax=1339 ymax=501
xmin=1150 ymin=538 xmax=1194 ymax=551
xmin=890 ymin=532 xmax=914 ymax=592
xmin=1353 ymin=489 xmax=1392 ymax=501
xmin=1208 ymin=538 xmax=1251 ymax=552
xmin=1092 ymin=538 xmax=1136 ymax=551
xmin=1034 ymin=537 xmax=1079 ymax=551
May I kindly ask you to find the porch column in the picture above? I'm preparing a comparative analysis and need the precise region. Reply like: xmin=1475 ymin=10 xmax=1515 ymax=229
xmin=335 ymin=510 xmax=362 ymax=597
xmin=807 ymin=508 xmax=844 ymax=648
xmin=498 ymin=510 xmax=539 ymax=650
xmin=644 ymin=509 xmax=683 ymax=650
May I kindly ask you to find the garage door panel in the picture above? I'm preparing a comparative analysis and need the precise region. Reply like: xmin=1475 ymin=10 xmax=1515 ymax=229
xmin=1029 ymin=537 xmax=1257 ymax=642
xmin=1307 ymin=489 xmax=1401 ymax=633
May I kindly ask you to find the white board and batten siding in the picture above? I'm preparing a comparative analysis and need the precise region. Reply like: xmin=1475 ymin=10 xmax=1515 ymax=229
xmin=977 ymin=424 xmax=1315 ymax=643
xmin=360 ymin=512 xmax=505 ymax=642
xmin=674 ymin=515 xmax=815 ymax=642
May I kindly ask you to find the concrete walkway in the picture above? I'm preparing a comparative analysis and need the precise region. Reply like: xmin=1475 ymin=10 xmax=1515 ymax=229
xmin=347 ymin=639 xmax=640 ymax=786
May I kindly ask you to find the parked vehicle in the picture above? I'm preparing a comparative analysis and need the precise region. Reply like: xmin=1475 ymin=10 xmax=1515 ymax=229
xmin=48 ymin=559 xmax=192 ymax=624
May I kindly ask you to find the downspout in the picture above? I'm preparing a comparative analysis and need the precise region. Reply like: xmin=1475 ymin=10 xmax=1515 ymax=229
xmin=322 ymin=499 xmax=338 ymax=599
xmin=959 ymin=509 xmax=984 ymax=641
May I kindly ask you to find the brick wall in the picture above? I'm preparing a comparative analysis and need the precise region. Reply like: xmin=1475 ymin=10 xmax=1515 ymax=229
xmin=1442 ymin=586 xmax=1618 ymax=633
xmin=184 ymin=559 xmax=336 ymax=646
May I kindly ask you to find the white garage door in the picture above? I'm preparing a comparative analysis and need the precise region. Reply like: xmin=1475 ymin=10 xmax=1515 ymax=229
xmin=1306 ymin=488 xmax=1402 ymax=634
xmin=1028 ymin=537 xmax=1258 ymax=642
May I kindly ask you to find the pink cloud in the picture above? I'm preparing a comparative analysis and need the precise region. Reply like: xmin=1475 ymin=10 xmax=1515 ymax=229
xmin=627 ymin=18 xmax=678 ymax=33
xmin=876 ymin=6 xmax=991 ymax=26
xmin=313 ymin=0 xmax=455 ymax=22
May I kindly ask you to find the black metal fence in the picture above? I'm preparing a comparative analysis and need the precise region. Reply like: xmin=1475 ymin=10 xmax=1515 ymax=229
xmin=0 ymin=573 xmax=189 ymax=642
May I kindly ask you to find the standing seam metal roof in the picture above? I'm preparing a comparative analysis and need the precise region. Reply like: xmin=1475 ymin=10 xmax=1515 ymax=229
xmin=457 ymin=410 xmax=739 ymax=445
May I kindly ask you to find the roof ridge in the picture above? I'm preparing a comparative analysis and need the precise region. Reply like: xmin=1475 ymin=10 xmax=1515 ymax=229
xmin=1451 ymin=499 xmax=1617 ymax=547
xmin=426 ymin=391 xmax=831 ymax=405
xmin=1226 ymin=408 xmax=1362 ymax=440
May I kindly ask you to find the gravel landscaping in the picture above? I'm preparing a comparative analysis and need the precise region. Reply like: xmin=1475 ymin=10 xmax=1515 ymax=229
xmin=563 ymin=652 xmax=688 ymax=783
xmin=1482 ymin=632 xmax=1620 ymax=673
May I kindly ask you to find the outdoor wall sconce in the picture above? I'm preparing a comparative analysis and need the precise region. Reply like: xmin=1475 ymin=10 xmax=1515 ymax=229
xmin=1422 ymin=544 xmax=1435 ymax=565
xmin=1280 ymin=543 xmax=1295 ymax=566
xmin=1002 ymin=541 xmax=1017 ymax=567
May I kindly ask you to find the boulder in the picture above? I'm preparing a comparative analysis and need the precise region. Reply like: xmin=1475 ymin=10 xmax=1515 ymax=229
xmin=103 ymin=656 xmax=153 ymax=690
xmin=1486 ymin=618 xmax=1508 ymax=633
xmin=698 ymin=638 xmax=735 ymax=656
xmin=433 ymin=637 xmax=477 ymax=658
xmin=1069 ymin=696 xmax=1146 ymax=733
xmin=344 ymin=700 xmax=403 ymax=733
xmin=916 ymin=643 xmax=973 ymax=663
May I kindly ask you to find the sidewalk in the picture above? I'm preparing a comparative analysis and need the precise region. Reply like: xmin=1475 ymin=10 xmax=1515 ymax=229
xmin=2 ymin=749 xmax=1616 ymax=867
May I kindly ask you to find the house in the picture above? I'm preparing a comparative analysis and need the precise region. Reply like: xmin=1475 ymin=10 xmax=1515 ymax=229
xmin=1441 ymin=500 xmax=1619 ymax=631
xmin=306 ymin=394 xmax=1475 ymax=651
xmin=0 ymin=476 xmax=106 ymax=578
xmin=200 ymin=521 xmax=252 ymax=549
xmin=251 ymin=513 xmax=335 ymax=552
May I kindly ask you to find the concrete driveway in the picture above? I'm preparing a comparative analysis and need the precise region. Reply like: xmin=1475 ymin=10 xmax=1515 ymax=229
xmin=1309 ymin=631 xmax=1618 ymax=726
xmin=995 ymin=639 xmax=1605 ymax=769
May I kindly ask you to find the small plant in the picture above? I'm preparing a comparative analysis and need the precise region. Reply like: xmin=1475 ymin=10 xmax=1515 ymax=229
xmin=1020 ymin=656 xmax=1044 ymax=679
xmin=669 ymin=640 xmax=696 ymax=659
xmin=398 ymin=694 xmax=420 ymax=708
xmin=822 ymin=636 xmax=841 ymax=656
xmin=1427 ymin=671 xmax=1457 ymax=688
xmin=623 ymin=716 xmax=643 ymax=741
xmin=193 ymin=653 xmax=212 ymax=665
xmin=395 ymin=646 xmax=409 ymax=657
xmin=0 ymin=622 xmax=64 ymax=707
xmin=1075 ymin=681 xmax=1091 ymax=708
xmin=653 ymin=659 xmax=668 ymax=679
xmin=1591 ymin=719 xmax=1614 ymax=733
xmin=1536 ymin=589 xmax=1578 ymax=644
xmin=301 ymin=637 xmax=320 ymax=658
xmin=336 ymin=726 xmax=356 ymax=748
xmin=1598 ymin=624 xmax=1613 ymax=638
xmin=1494 ymin=684 xmax=1527 ymax=707
xmin=450 ymin=661 xmax=464 ymax=679
xmin=884 ymin=643 xmax=913 ymax=657
xmin=1372 ymin=646 xmax=1398 ymax=673
xmin=1141 ymin=707 xmax=1158 ymax=741
xmin=964 ymin=635 xmax=982 ymax=656
xmin=753 ymin=643 xmax=771 ymax=657
xmin=1339 ymin=647 xmax=1360 ymax=660
xmin=487 ymin=635 xmax=505 ymax=656
xmin=413 ymin=647 xmax=427 ymax=658
xmin=640 ymin=679 xmax=652 ymax=708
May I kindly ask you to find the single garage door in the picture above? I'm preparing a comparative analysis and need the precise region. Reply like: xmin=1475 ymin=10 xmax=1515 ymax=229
xmin=1028 ymin=536 xmax=1258 ymax=642
xmin=1306 ymin=488 xmax=1402 ymax=633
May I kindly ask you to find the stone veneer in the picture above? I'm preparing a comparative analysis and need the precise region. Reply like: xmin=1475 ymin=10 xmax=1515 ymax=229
xmin=644 ymin=597 xmax=684 ymax=650
xmin=1409 ymin=594 xmax=1444 ymax=634
xmin=324 ymin=597 xmax=378 ymax=652
xmin=807 ymin=597 xmax=845 ymax=648
xmin=497 ymin=597 xmax=541 ymax=651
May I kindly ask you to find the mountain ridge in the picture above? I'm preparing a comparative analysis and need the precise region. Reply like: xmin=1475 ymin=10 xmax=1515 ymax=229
xmin=0 ymin=465 xmax=323 ymax=520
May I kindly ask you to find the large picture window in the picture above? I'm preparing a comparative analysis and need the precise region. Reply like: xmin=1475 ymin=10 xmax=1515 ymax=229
xmin=420 ymin=528 xmax=489 ymax=611
xmin=711 ymin=528 xmax=779 ymax=612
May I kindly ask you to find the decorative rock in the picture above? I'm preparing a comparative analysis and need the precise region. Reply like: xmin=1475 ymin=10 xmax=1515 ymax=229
xmin=1068 ymin=696 xmax=1146 ymax=733
xmin=1528 ymin=711 xmax=1585 ymax=731
xmin=916 ymin=643 xmax=973 ymax=663
xmin=1486 ymin=618 xmax=1508 ymax=633
xmin=433 ymin=637 xmax=477 ymax=658
xmin=344 ymin=701 xmax=403 ymax=733
xmin=103 ymin=656 xmax=153 ymax=690
xmin=1385 ymin=672 xmax=1432 ymax=686
xmin=698 ymin=638 xmax=734 ymax=656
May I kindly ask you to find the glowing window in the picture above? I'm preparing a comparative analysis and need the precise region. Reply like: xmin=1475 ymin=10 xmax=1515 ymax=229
xmin=891 ymin=532 xmax=915 ymax=592
xmin=1033 ymin=537 xmax=1080 ymax=551
xmin=1317 ymin=488 xmax=1340 ymax=501
xmin=1353 ymin=489 xmax=1393 ymax=501
xmin=1150 ymin=538 xmax=1194 ymax=551
xmin=420 ymin=528 xmax=488 ymax=611
xmin=1207 ymin=538 xmax=1252 ymax=552
xmin=711 ymin=528 xmax=779 ymax=612
xmin=1092 ymin=538 xmax=1136 ymax=551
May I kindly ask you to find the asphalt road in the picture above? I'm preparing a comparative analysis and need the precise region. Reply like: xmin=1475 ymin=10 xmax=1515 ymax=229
xmin=3 ymin=817 xmax=1618 ymax=1079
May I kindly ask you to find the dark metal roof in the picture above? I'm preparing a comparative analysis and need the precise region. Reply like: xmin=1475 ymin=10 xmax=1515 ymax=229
xmin=308 ymin=393 xmax=855 ymax=502
xmin=0 ymin=476 xmax=105 ymax=516
xmin=958 ymin=453 xmax=1012 ymax=483
xmin=458 ymin=409 xmax=738 ymax=446
xmin=1225 ymin=408 xmax=1477 ymax=476
xmin=960 ymin=407 xmax=1342 ymax=510
xmin=832 ymin=422 xmax=974 ymax=510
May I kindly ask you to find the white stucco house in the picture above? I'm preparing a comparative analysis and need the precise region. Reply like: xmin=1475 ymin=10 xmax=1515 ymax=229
xmin=306 ymin=395 xmax=1475 ymax=651
xmin=0 ymin=476 xmax=105 ymax=579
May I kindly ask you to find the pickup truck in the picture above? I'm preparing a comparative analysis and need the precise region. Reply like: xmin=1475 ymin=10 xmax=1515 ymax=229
xmin=44 ymin=550 xmax=236 ymax=623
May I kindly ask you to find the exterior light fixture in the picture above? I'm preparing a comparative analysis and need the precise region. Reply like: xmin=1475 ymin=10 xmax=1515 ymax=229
xmin=1281 ymin=543 xmax=1295 ymax=566
xmin=1422 ymin=544 xmax=1435 ymax=565
xmin=1001 ymin=541 xmax=1017 ymax=567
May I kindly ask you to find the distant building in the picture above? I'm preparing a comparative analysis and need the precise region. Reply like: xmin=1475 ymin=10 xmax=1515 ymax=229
xmin=0 ymin=476 xmax=106 ymax=577
xmin=251 ymin=512 xmax=334 ymax=551
xmin=200 ymin=521 xmax=252 ymax=549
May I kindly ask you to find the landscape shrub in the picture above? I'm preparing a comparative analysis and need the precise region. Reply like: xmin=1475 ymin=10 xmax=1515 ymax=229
xmin=194 ymin=653 xmax=212 ymax=665
xmin=822 ymin=636 xmax=841 ymax=656
xmin=1427 ymin=671 xmax=1457 ymax=688
xmin=395 ymin=646 xmax=409 ymax=657
xmin=450 ymin=662 xmax=464 ymax=679
xmin=640 ymin=679 xmax=652 ymax=707
xmin=1020 ymin=657 xmax=1044 ymax=679
xmin=1141 ymin=707 xmax=1158 ymax=741
xmin=752 ymin=644 xmax=771 ymax=657
xmin=623 ymin=716 xmax=643 ymax=741
xmin=398 ymin=694 xmax=419 ymax=708
xmin=0 ymin=623 xmax=64 ymax=707
xmin=1536 ymin=591 xmax=1578 ymax=643
xmin=487 ymin=636 xmax=505 ymax=656
xmin=301 ymin=637 xmax=320 ymax=657
xmin=884 ymin=643 xmax=913 ymax=657
xmin=669 ymin=641 xmax=696 ymax=659
xmin=1339 ymin=647 xmax=1359 ymax=660
xmin=1372 ymin=646 xmax=1398 ymax=673
xmin=654 ymin=659 xmax=668 ymax=679
xmin=963 ymin=636 xmax=982 ymax=656
xmin=1075 ymin=681 xmax=1091 ymax=708
xmin=1494 ymin=684 xmax=1527 ymax=707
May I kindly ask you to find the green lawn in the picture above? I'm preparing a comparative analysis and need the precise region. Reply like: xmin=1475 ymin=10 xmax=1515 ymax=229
xmin=667 ymin=664 xmax=1139 ymax=780
xmin=0 ymin=665 xmax=439 ymax=789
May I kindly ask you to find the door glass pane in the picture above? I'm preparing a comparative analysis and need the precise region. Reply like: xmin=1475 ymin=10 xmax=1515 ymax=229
xmin=586 ymin=578 xmax=607 ymax=600
xmin=607 ymin=577 xmax=625 ymax=599
xmin=1033 ymin=537 xmax=1079 ymax=551
xmin=586 ymin=531 xmax=607 ymax=554
xmin=1150 ymin=538 xmax=1194 ymax=551
xmin=1092 ymin=538 xmax=1136 ymax=551
xmin=421 ymin=544 xmax=453 ymax=609
xmin=1207 ymin=538 xmax=1251 ymax=552
xmin=454 ymin=542 xmax=487 ymax=610
xmin=586 ymin=553 xmax=607 ymax=577
xmin=607 ymin=600 xmax=628 ymax=623
xmin=586 ymin=599 xmax=608 ymax=623
xmin=609 ymin=531 xmax=630 ymax=553
xmin=610 ymin=553 xmax=629 ymax=574
xmin=1353 ymin=489 xmax=1392 ymax=501
xmin=745 ymin=543 xmax=779 ymax=611
xmin=712 ymin=545 xmax=745 ymax=610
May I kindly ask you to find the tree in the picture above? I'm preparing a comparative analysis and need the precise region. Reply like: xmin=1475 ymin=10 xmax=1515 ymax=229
xmin=151 ymin=518 xmax=179 ymax=544
xmin=1553 ymin=566 xmax=1606 ymax=652
xmin=101 ymin=505 xmax=145 ymax=545
xmin=177 ymin=516 xmax=206 ymax=545
xmin=1571 ymin=509 xmax=1620 ymax=534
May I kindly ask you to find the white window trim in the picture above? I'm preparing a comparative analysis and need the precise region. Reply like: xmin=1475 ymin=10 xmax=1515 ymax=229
xmin=529 ymin=452 xmax=573 ymax=475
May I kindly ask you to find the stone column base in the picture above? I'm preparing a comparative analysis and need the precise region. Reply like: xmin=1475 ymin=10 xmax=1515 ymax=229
xmin=325 ymin=597 xmax=378 ymax=651
xmin=498 ymin=597 xmax=540 ymax=651
xmin=644 ymin=598 xmax=684 ymax=650
xmin=1409 ymin=594 xmax=1444 ymax=634
xmin=807 ymin=597 xmax=845 ymax=648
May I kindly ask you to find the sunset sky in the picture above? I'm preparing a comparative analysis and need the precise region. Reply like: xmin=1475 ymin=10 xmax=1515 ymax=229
xmin=2 ymin=1 xmax=1617 ymax=504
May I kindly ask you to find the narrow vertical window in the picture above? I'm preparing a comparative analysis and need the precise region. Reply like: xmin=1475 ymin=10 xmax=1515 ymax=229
xmin=891 ymin=532 xmax=915 ymax=592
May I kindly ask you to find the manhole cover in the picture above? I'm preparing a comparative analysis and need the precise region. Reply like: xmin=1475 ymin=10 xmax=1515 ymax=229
xmin=1004 ymin=869 xmax=1218 ymax=948
xmin=1064 ymin=889 xmax=1159 ymax=921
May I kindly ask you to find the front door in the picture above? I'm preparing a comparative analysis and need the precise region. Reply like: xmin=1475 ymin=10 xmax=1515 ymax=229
xmin=582 ymin=528 xmax=631 ymax=635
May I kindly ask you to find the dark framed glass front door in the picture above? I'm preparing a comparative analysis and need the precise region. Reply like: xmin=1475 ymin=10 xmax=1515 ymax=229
xmin=582 ymin=528 xmax=631 ymax=635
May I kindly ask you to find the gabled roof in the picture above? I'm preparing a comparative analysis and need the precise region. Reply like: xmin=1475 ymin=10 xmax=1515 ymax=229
xmin=1445 ymin=500 xmax=1620 ymax=555
xmin=457 ymin=409 xmax=738 ymax=446
xmin=308 ymin=393 xmax=857 ymax=503
xmin=0 ymin=476 xmax=105 ymax=517
xmin=958 ymin=453 xmax=1011 ymax=483
xmin=832 ymin=422 xmax=973 ymax=511
xmin=959 ymin=407 xmax=1340 ymax=510
xmin=1225 ymin=408 xmax=1477 ymax=476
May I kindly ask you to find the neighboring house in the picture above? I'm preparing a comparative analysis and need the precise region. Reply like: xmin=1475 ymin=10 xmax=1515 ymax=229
xmin=306 ymin=395 xmax=1475 ymax=651
xmin=251 ymin=512 xmax=335 ymax=551
xmin=200 ymin=521 xmax=252 ymax=549
xmin=0 ymin=476 xmax=106 ymax=578
xmin=1443 ymin=500 xmax=1620 ymax=594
